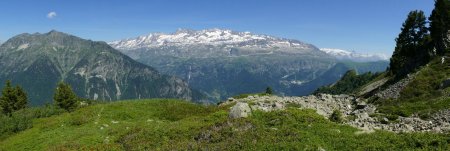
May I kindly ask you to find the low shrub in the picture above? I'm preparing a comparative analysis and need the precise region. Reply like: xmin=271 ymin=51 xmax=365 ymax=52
xmin=0 ymin=105 xmax=65 ymax=139
xmin=329 ymin=110 xmax=344 ymax=123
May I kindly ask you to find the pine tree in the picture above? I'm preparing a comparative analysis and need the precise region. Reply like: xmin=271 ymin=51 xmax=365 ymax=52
xmin=14 ymin=86 xmax=28 ymax=111
xmin=265 ymin=87 xmax=273 ymax=95
xmin=429 ymin=0 xmax=450 ymax=55
xmin=390 ymin=10 xmax=431 ymax=77
xmin=0 ymin=81 xmax=28 ymax=115
xmin=0 ymin=81 xmax=15 ymax=115
xmin=54 ymin=82 xmax=78 ymax=112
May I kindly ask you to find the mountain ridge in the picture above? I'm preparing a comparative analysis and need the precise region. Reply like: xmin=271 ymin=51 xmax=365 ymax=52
xmin=108 ymin=28 xmax=326 ymax=59
xmin=109 ymin=28 xmax=318 ymax=50
xmin=109 ymin=28 xmax=388 ymax=101
xmin=320 ymin=48 xmax=390 ymax=62
xmin=0 ymin=30 xmax=201 ymax=105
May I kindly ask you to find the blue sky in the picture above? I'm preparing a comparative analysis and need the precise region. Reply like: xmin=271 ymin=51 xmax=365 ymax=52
xmin=0 ymin=0 xmax=434 ymax=55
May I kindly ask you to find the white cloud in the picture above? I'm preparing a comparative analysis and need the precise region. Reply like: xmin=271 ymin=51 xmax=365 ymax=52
xmin=47 ymin=11 xmax=57 ymax=19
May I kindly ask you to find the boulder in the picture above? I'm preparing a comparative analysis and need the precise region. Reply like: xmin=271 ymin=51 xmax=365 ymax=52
xmin=229 ymin=102 xmax=252 ymax=119
xmin=440 ymin=78 xmax=450 ymax=89
xmin=272 ymin=102 xmax=284 ymax=110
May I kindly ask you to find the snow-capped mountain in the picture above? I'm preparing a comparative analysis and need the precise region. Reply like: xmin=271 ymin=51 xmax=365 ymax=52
xmin=109 ymin=28 xmax=321 ymax=58
xmin=110 ymin=28 xmax=315 ymax=50
xmin=108 ymin=28 xmax=388 ymax=102
xmin=320 ymin=48 xmax=390 ymax=62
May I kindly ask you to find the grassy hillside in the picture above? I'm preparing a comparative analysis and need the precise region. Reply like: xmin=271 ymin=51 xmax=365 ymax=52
xmin=314 ymin=70 xmax=381 ymax=95
xmin=1 ymin=99 xmax=449 ymax=150
xmin=313 ymin=55 xmax=450 ymax=120
xmin=377 ymin=57 xmax=450 ymax=119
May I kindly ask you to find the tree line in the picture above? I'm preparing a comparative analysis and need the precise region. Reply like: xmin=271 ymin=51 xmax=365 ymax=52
xmin=0 ymin=81 xmax=80 ymax=116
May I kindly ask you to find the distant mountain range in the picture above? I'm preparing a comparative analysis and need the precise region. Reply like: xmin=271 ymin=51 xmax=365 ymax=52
xmin=0 ymin=29 xmax=389 ymax=105
xmin=0 ymin=31 xmax=202 ymax=105
xmin=110 ymin=28 xmax=389 ymax=101
xmin=109 ymin=28 xmax=321 ymax=59
xmin=320 ymin=48 xmax=390 ymax=62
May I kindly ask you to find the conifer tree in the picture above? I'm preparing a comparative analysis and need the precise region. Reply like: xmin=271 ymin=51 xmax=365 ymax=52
xmin=0 ymin=80 xmax=28 ymax=115
xmin=0 ymin=81 xmax=15 ymax=115
xmin=429 ymin=0 xmax=450 ymax=55
xmin=390 ymin=10 xmax=431 ymax=77
xmin=265 ymin=87 xmax=273 ymax=95
xmin=54 ymin=82 xmax=78 ymax=112
xmin=14 ymin=86 xmax=28 ymax=111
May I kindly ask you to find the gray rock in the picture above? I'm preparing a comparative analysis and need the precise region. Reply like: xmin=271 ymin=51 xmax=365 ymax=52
xmin=374 ymin=74 xmax=415 ymax=99
xmin=440 ymin=78 xmax=450 ymax=89
xmin=227 ymin=94 xmax=450 ymax=133
xmin=272 ymin=102 xmax=284 ymax=110
xmin=229 ymin=102 xmax=252 ymax=119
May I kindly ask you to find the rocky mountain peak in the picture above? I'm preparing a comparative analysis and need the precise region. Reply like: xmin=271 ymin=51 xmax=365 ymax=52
xmin=109 ymin=28 xmax=317 ymax=51
xmin=0 ymin=31 xmax=201 ymax=105
xmin=108 ymin=28 xmax=321 ymax=59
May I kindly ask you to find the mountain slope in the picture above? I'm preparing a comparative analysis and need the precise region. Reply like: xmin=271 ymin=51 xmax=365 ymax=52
xmin=0 ymin=31 xmax=200 ymax=105
xmin=291 ymin=61 xmax=389 ymax=96
xmin=110 ymin=29 xmax=388 ymax=101
xmin=314 ymin=52 xmax=450 ymax=120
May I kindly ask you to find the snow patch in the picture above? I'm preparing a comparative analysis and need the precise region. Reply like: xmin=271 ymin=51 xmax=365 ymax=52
xmin=17 ymin=43 xmax=29 ymax=50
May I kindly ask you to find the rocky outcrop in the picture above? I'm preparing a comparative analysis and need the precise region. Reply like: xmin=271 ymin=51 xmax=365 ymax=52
xmin=222 ymin=94 xmax=450 ymax=133
xmin=374 ymin=74 xmax=415 ymax=99
xmin=229 ymin=102 xmax=252 ymax=119
xmin=358 ymin=78 xmax=388 ymax=96
xmin=222 ymin=94 xmax=356 ymax=118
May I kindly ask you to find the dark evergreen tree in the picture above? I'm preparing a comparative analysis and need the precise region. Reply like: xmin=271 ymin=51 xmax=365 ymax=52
xmin=0 ymin=81 xmax=28 ymax=115
xmin=429 ymin=0 xmax=450 ymax=55
xmin=390 ymin=10 xmax=431 ymax=77
xmin=265 ymin=87 xmax=273 ymax=95
xmin=14 ymin=86 xmax=28 ymax=111
xmin=54 ymin=82 xmax=78 ymax=112
xmin=0 ymin=81 xmax=15 ymax=115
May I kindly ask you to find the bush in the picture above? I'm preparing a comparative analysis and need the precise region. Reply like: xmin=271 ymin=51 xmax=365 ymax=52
xmin=0 ymin=105 xmax=64 ymax=139
xmin=0 ymin=110 xmax=33 ymax=138
xmin=329 ymin=110 xmax=344 ymax=123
